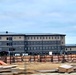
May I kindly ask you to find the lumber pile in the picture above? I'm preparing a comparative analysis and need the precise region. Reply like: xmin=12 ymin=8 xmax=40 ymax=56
xmin=58 ymin=64 xmax=74 ymax=73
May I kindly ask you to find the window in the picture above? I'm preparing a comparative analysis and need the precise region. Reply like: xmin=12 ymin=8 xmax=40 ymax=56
xmin=0 ymin=37 xmax=1 ymax=39
xmin=14 ymin=37 xmax=16 ymax=39
xmin=13 ymin=42 xmax=16 ymax=45
xmin=25 ymin=48 xmax=27 ymax=50
xmin=35 ymin=37 xmax=38 ymax=39
xmin=30 ymin=37 xmax=32 ymax=39
xmin=49 ymin=36 xmax=50 ymax=39
xmin=0 ymin=48 xmax=2 ymax=50
xmin=30 ymin=47 xmax=33 ymax=50
xmin=7 ymin=37 xmax=12 ymax=40
xmin=9 ymin=37 xmax=12 ymax=40
xmin=36 ymin=46 xmax=39 ymax=50
xmin=39 ymin=41 xmax=42 ymax=44
xmin=57 ymin=41 xmax=60 ymax=44
xmin=57 ymin=36 xmax=59 ymax=39
xmin=45 ymin=41 xmax=48 ymax=44
xmin=34 ymin=37 xmax=35 ymax=39
xmin=33 ymin=41 xmax=35 ymax=45
xmin=28 ymin=47 xmax=30 ymax=50
xmin=51 ymin=41 xmax=54 ymax=44
xmin=51 ymin=46 xmax=54 ymax=49
xmin=30 ymin=41 xmax=32 ymax=45
xmin=61 ymin=36 xmax=63 ymax=39
xmin=7 ymin=38 xmax=8 ymax=40
xmin=19 ymin=37 xmax=21 ymax=39
xmin=0 ymin=42 xmax=2 ymax=45
xmin=43 ymin=46 xmax=46 ymax=50
xmin=40 ymin=37 xmax=42 ymax=39
xmin=27 ymin=41 xmax=30 ymax=45
xmin=36 ymin=41 xmax=39 ymax=44
xmin=54 ymin=46 xmax=57 ymax=49
xmin=62 ymin=42 xmax=63 ymax=44
xmin=48 ymin=46 xmax=51 ymax=49
xmin=19 ymin=47 xmax=22 ymax=49
xmin=40 ymin=47 xmax=42 ymax=50
xmin=27 ymin=37 xmax=29 ymax=39
xmin=46 ymin=37 xmax=47 ymax=39
xmin=37 ymin=37 xmax=38 ymax=39
xmin=19 ymin=42 xmax=22 ymax=44
xmin=25 ymin=42 xmax=27 ymax=45
xmin=9 ymin=48 xmax=15 ymax=51
xmin=52 ymin=36 xmax=53 ymax=39
xmin=7 ymin=42 xmax=12 ymax=46
xmin=43 ymin=37 xmax=44 ymax=39
xmin=70 ymin=48 xmax=71 ymax=50
xmin=58 ymin=46 xmax=60 ymax=49
xmin=46 ymin=46 xmax=48 ymax=49
xmin=34 ymin=47 xmax=36 ymax=50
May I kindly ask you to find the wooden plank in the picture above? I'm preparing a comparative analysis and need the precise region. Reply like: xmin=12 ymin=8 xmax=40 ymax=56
xmin=0 ymin=69 xmax=11 ymax=73
xmin=0 ymin=73 xmax=13 ymax=75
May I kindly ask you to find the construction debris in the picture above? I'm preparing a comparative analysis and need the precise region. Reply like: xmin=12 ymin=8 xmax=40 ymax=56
xmin=58 ymin=64 xmax=74 ymax=73
xmin=35 ymin=69 xmax=58 ymax=73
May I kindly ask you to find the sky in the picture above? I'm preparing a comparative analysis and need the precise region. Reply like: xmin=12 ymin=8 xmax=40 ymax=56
xmin=0 ymin=0 xmax=76 ymax=44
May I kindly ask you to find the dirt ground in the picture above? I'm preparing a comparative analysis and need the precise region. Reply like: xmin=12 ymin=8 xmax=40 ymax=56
xmin=11 ymin=62 xmax=76 ymax=75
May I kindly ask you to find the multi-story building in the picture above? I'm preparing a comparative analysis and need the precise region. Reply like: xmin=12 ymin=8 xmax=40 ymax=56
xmin=0 ymin=32 xmax=25 ymax=55
xmin=0 ymin=32 xmax=66 ymax=55
xmin=25 ymin=34 xmax=65 ymax=55
xmin=65 ymin=44 xmax=76 ymax=54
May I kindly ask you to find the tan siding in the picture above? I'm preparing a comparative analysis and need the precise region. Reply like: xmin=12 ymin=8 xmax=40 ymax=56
xmin=0 ymin=36 xmax=7 ymax=41
xmin=13 ymin=36 xmax=25 ymax=41
xmin=25 ymin=36 xmax=62 ymax=41
xmin=60 ymin=36 xmax=65 ymax=45
xmin=71 ymin=48 xmax=76 ymax=51
xmin=66 ymin=47 xmax=76 ymax=51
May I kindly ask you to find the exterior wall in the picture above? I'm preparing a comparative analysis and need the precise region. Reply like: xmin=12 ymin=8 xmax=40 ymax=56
xmin=25 ymin=36 xmax=61 ymax=41
xmin=60 ymin=36 xmax=65 ymax=45
xmin=13 ymin=36 xmax=25 ymax=41
xmin=0 ymin=36 xmax=10 ymax=41
xmin=0 ymin=35 xmax=25 ymax=54
xmin=0 ymin=36 xmax=25 ymax=41
xmin=65 ymin=46 xmax=76 ymax=54
xmin=25 ymin=35 xmax=65 ymax=55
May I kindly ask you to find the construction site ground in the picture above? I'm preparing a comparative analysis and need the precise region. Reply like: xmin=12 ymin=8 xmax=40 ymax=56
xmin=11 ymin=62 xmax=76 ymax=75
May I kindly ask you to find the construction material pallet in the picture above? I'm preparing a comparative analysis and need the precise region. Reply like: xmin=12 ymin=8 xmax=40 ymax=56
xmin=0 ymin=69 xmax=25 ymax=75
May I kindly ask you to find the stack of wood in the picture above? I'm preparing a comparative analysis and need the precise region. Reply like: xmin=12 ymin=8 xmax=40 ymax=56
xmin=45 ymin=55 xmax=51 ymax=62
xmin=58 ymin=64 xmax=74 ymax=73
xmin=23 ymin=56 xmax=30 ymax=62
xmin=53 ymin=56 xmax=58 ymax=63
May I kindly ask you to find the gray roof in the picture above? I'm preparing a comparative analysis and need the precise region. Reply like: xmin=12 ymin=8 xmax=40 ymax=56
xmin=66 ymin=44 xmax=76 ymax=46
xmin=0 ymin=32 xmax=25 ymax=36
xmin=25 ymin=33 xmax=66 ymax=36
xmin=0 ymin=32 xmax=66 ymax=36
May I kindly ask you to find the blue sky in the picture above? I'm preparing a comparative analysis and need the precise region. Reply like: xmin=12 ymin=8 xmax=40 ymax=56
xmin=0 ymin=0 xmax=76 ymax=44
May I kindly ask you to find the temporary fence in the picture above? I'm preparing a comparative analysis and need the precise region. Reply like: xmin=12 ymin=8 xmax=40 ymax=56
xmin=0 ymin=54 xmax=76 ymax=64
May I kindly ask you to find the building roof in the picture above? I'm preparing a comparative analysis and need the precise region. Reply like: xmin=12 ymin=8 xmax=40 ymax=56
xmin=25 ymin=33 xmax=66 ymax=36
xmin=0 ymin=32 xmax=25 ymax=36
xmin=0 ymin=32 xmax=66 ymax=36
xmin=65 ymin=44 xmax=76 ymax=47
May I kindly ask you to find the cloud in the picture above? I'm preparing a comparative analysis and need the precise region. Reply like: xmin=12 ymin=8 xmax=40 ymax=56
xmin=0 ymin=0 xmax=76 ymax=44
xmin=66 ymin=36 xmax=76 ymax=44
